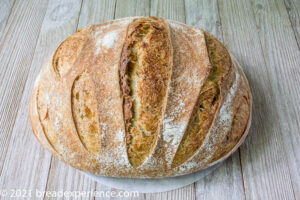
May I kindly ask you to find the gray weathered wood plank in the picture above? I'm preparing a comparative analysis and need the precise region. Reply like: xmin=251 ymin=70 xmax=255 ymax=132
xmin=115 ymin=0 xmax=150 ymax=19
xmin=184 ymin=1 xmax=245 ymax=199
xmin=0 ymin=0 xmax=49 ymax=175
xmin=219 ymin=0 xmax=300 ymax=199
xmin=194 ymin=152 xmax=245 ymax=200
xmin=77 ymin=0 xmax=116 ymax=29
xmin=114 ymin=0 xmax=150 ymax=19
xmin=185 ymin=0 xmax=222 ymax=40
xmin=150 ymin=0 xmax=185 ymax=22
xmin=0 ymin=1 xmax=83 ymax=199
xmin=284 ymin=0 xmax=300 ymax=49
xmin=45 ymin=160 xmax=97 ymax=200
xmin=251 ymin=0 xmax=300 ymax=198
xmin=0 ymin=0 xmax=15 ymax=42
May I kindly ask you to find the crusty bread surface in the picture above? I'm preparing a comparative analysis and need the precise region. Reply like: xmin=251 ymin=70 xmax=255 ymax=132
xmin=29 ymin=17 xmax=252 ymax=178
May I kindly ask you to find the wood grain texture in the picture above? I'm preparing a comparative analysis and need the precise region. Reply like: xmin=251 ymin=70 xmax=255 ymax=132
xmin=114 ymin=0 xmax=150 ymax=21
xmin=150 ymin=0 xmax=185 ymax=22
xmin=195 ymin=152 xmax=244 ymax=200
xmin=250 ymin=0 xmax=300 ymax=198
xmin=0 ymin=0 xmax=83 ymax=197
xmin=184 ymin=1 xmax=245 ymax=199
xmin=115 ymin=0 xmax=150 ymax=18
xmin=0 ymin=0 xmax=49 ymax=175
xmin=45 ymin=160 xmax=97 ymax=200
xmin=77 ymin=0 xmax=116 ymax=29
xmin=185 ymin=0 xmax=222 ymax=40
xmin=219 ymin=0 xmax=300 ymax=199
xmin=0 ymin=0 xmax=15 ymax=42
xmin=284 ymin=0 xmax=300 ymax=49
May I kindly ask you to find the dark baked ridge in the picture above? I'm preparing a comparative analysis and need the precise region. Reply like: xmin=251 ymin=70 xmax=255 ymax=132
xmin=120 ymin=17 xmax=173 ymax=167
xmin=172 ymin=32 xmax=234 ymax=168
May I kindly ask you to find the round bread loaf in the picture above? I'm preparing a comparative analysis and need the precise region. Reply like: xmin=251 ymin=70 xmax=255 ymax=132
xmin=29 ymin=17 xmax=252 ymax=178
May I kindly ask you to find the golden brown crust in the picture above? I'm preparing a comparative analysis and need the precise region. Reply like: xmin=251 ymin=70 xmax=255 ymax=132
xmin=29 ymin=17 xmax=252 ymax=178
xmin=71 ymin=71 xmax=101 ymax=155
xmin=53 ymin=28 xmax=92 ymax=77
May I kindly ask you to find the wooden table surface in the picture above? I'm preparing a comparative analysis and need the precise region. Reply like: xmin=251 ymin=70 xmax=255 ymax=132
xmin=0 ymin=0 xmax=299 ymax=199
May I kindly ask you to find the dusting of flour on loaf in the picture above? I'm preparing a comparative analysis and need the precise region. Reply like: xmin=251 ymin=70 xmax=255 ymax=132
xmin=93 ymin=30 xmax=103 ymax=38
xmin=217 ymin=67 xmax=240 ymax=126
xmin=169 ymin=21 xmax=204 ymax=38
xmin=100 ymin=122 xmax=108 ymax=133
xmin=180 ymin=65 xmax=241 ymax=171
xmin=163 ymin=119 xmax=186 ymax=143
xmin=162 ymin=98 xmax=188 ymax=166
xmin=97 ymin=129 xmax=131 ymax=170
xmin=163 ymin=119 xmax=186 ymax=166
xmin=114 ymin=129 xmax=125 ymax=143
xmin=102 ymin=31 xmax=119 ymax=48
xmin=95 ymin=31 xmax=120 ymax=55
xmin=54 ymin=117 xmax=61 ymax=130
xmin=97 ymin=18 xmax=133 ymax=30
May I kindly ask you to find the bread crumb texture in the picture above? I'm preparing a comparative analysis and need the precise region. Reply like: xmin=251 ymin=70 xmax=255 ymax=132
xmin=30 ymin=17 xmax=251 ymax=178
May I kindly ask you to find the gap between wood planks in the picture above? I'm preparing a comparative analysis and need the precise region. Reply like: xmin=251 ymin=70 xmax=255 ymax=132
xmin=283 ymin=0 xmax=300 ymax=50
